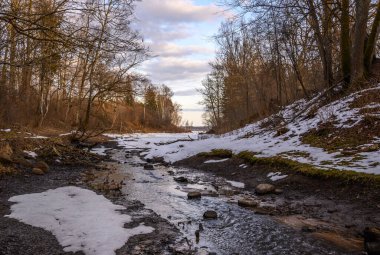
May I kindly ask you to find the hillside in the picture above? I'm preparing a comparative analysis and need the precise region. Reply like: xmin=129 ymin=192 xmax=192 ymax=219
xmin=114 ymin=84 xmax=380 ymax=176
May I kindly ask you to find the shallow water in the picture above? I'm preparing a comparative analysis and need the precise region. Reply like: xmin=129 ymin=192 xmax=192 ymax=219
xmin=112 ymin=149 xmax=350 ymax=255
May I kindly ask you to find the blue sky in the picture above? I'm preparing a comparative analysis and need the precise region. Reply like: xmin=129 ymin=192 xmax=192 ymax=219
xmin=134 ymin=0 xmax=229 ymax=126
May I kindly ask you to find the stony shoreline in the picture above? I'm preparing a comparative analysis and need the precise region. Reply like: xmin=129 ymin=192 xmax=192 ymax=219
xmin=1 ymin=132 xmax=379 ymax=255
xmin=0 ymin=137 xmax=179 ymax=255
xmin=175 ymin=154 xmax=380 ymax=254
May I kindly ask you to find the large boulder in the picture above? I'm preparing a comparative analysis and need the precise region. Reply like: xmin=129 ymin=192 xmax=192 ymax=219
xmin=255 ymin=183 xmax=275 ymax=195
xmin=0 ymin=142 xmax=13 ymax=162
xmin=364 ymin=227 xmax=380 ymax=255
xmin=366 ymin=242 xmax=380 ymax=255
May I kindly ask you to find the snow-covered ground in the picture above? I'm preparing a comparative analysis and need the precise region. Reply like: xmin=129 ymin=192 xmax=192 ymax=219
xmin=6 ymin=186 xmax=154 ymax=255
xmin=108 ymin=85 xmax=380 ymax=175
xmin=226 ymin=180 xmax=245 ymax=188
xmin=268 ymin=172 xmax=288 ymax=181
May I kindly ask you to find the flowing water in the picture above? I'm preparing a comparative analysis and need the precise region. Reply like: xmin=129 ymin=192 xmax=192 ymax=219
xmin=111 ymin=148 xmax=350 ymax=255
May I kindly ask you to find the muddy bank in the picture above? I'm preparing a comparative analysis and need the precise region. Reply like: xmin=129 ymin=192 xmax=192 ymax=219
xmin=175 ymin=154 xmax=380 ymax=253
xmin=0 ymin=140 xmax=179 ymax=255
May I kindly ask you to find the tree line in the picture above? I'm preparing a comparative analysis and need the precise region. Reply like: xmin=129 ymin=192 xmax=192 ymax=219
xmin=0 ymin=0 xmax=181 ymax=132
xmin=200 ymin=0 xmax=380 ymax=132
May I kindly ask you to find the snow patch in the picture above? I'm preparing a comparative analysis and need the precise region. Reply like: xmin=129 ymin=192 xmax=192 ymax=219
xmin=268 ymin=172 xmax=288 ymax=181
xmin=28 ymin=135 xmax=48 ymax=139
xmin=0 ymin=128 xmax=11 ymax=132
xmin=226 ymin=180 xmax=245 ymax=188
xmin=23 ymin=150 xmax=37 ymax=158
xmin=6 ymin=186 xmax=154 ymax=255
xmin=90 ymin=146 xmax=108 ymax=156
xmin=204 ymin=158 xmax=229 ymax=164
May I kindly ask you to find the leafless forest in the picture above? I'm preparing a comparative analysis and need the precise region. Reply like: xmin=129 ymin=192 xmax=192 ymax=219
xmin=0 ymin=0 xmax=181 ymax=133
xmin=200 ymin=0 xmax=380 ymax=132
xmin=2 ymin=0 xmax=380 ymax=134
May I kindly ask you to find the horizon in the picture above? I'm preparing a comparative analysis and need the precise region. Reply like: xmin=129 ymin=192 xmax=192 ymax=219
xmin=133 ymin=0 xmax=229 ymax=126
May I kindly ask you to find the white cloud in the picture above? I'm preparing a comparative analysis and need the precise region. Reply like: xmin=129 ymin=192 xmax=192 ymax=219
xmin=135 ymin=0 xmax=224 ymax=24
xmin=132 ymin=0 xmax=230 ymax=124
xmin=175 ymin=88 xmax=199 ymax=96
xmin=150 ymin=42 xmax=214 ymax=58
xmin=142 ymin=57 xmax=210 ymax=82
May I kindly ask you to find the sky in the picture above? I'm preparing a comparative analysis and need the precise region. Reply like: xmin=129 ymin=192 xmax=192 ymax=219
xmin=133 ymin=0 xmax=228 ymax=126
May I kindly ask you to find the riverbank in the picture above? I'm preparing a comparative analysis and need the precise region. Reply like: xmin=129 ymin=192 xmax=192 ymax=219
xmin=0 ymin=131 xmax=179 ymax=255
xmin=175 ymin=152 xmax=380 ymax=253
xmin=1 ymin=129 xmax=379 ymax=254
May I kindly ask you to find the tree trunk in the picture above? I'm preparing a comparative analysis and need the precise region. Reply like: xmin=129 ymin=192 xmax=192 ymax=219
xmin=8 ymin=24 xmax=16 ymax=97
xmin=351 ymin=0 xmax=371 ymax=82
xmin=306 ymin=0 xmax=333 ymax=87
xmin=0 ymin=47 xmax=9 ymax=102
xmin=322 ymin=0 xmax=334 ymax=86
xmin=364 ymin=0 xmax=380 ymax=72
xmin=341 ymin=0 xmax=351 ymax=84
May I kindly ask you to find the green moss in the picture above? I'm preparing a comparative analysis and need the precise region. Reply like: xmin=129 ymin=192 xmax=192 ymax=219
xmin=302 ymin=132 xmax=369 ymax=152
xmin=197 ymin=149 xmax=233 ymax=158
xmin=234 ymin=151 xmax=380 ymax=186
xmin=320 ymin=160 xmax=334 ymax=165
xmin=302 ymin=117 xmax=380 ymax=152
xmin=336 ymin=160 xmax=354 ymax=167
xmin=279 ymin=150 xmax=310 ymax=158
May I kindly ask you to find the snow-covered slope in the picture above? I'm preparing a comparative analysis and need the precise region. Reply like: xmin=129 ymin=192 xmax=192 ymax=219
xmin=110 ymin=84 xmax=380 ymax=174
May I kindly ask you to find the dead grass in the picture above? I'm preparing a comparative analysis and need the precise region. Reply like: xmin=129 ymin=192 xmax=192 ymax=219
xmin=236 ymin=151 xmax=380 ymax=186
xmin=259 ymin=116 xmax=284 ymax=130
xmin=0 ymin=163 xmax=18 ymax=175
xmin=197 ymin=149 xmax=233 ymax=158
xmin=301 ymin=118 xmax=380 ymax=152
xmin=350 ymin=90 xmax=380 ymax=109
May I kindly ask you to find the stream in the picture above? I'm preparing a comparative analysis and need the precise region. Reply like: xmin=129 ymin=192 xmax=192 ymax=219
xmin=110 ymin=147 xmax=351 ymax=255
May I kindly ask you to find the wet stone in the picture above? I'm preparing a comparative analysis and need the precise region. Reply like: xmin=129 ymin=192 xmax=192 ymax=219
xmin=174 ymin=176 xmax=188 ymax=183
xmin=32 ymin=168 xmax=44 ymax=175
xmin=238 ymin=199 xmax=258 ymax=208
xmin=274 ymin=188 xmax=283 ymax=194
xmin=254 ymin=207 xmax=272 ymax=215
xmin=365 ymin=242 xmax=380 ymax=255
xmin=203 ymin=210 xmax=218 ymax=219
xmin=255 ymin=183 xmax=275 ymax=195
xmin=143 ymin=164 xmax=155 ymax=170
xmin=301 ymin=226 xmax=316 ymax=233
xmin=188 ymin=192 xmax=202 ymax=199
xmin=364 ymin=227 xmax=380 ymax=250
